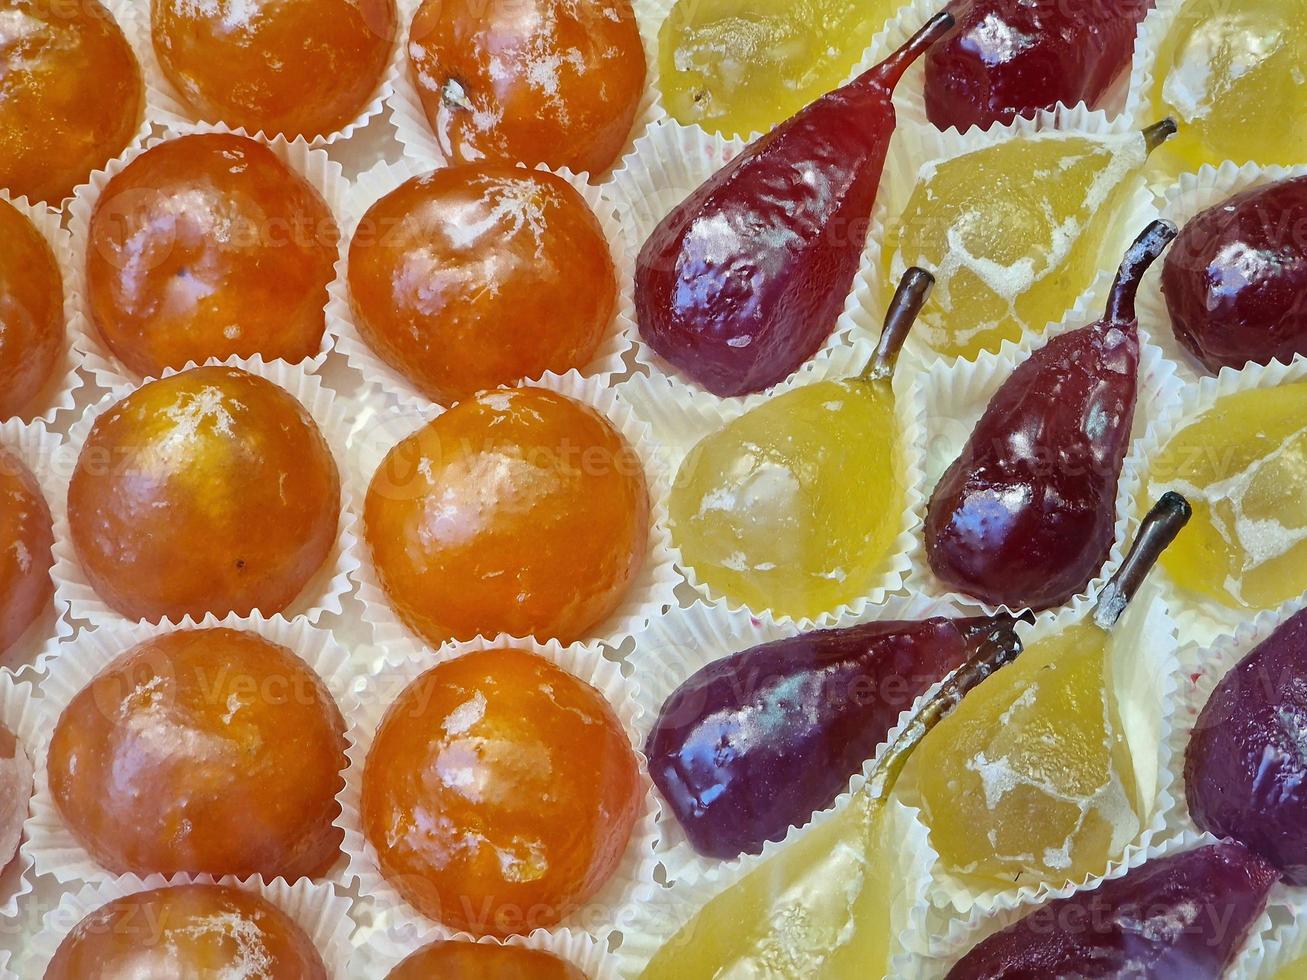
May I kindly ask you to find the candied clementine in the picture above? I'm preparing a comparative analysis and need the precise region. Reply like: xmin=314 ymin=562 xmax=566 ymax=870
xmin=0 ymin=0 xmax=144 ymax=204
xmin=408 ymin=0 xmax=646 ymax=175
xmin=364 ymin=387 xmax=649 ymax=645
xmin=45 ymin=884 xmax=328 ymax=978
xmin=0 ymin=447 xmax=52 ymax=662
xmin=86 ymin=133 xmax=338 ymax=378
xmin=67 ymin=366 xmax=340 ymax=623
xmin=48 ymin=628 xmax=347 ymax=880
xmin=361 ymin=649 xmax=641 ymax=936
xmin=0 ymin=721 xmax=31 ymax=878
xmin=0 ymin=199 xmax=62 ymax=419
xmin=388 ymin=940 xmax=587 ymax=979
xmin=348 ymin=164 xmax=616 ymax=405
xmin=151 ymin=0 xmax=397 ymax=140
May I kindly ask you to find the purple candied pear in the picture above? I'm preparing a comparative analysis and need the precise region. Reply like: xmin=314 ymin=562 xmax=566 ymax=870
xmin=947 ymin=843 xmax=1279 ymax=979
xmin=924 ymin=219 xmax=1178 ymax=611
xmin=645 ymin=615 xmax=1010 ymax=860
xmin=634 ymin=12 xmax=954 ymax=397
xmin=1186 ymin=608 xmax=1307 ymax=884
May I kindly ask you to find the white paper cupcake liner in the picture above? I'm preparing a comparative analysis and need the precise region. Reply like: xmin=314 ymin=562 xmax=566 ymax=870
xmin=0 ymin=675 xmax=40 ymax=924
xmin=336 ymin=634 xmax=659 ymax=941
xmin=50 ymin=357 xmax=363 ymax=630
xmin=17 ymin=873 xmax=354 ymax=979
xmin=328 ymin=156 xmax=633 ymax=405
xmin=349 ymin=369 xmax=678 ymax=653
xmin=1239 ymin=885 xmax=1307 ymax=979
xmin=66 ymin=124 xmax=348 ymax=388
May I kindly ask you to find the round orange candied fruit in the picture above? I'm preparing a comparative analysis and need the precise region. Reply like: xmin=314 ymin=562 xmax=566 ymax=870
xmin=364 ymin=387 xmax=649 ymax=645
xmin=388 ymin=940 xmax=586 ymax=979
xmin=0 ymin=446 xmax=53 ymax=663
xmin=67 ymin=366 xmax=341 ymax=624
xmin=0 ymin=198 xmax=63 ymax=420
xmin=408 ymin=0 xmax=646 ymax=175
xmin=348 ymin=163 xmax=617 ymax=405
xmin=0 ymin=0 xmax=144 ymax=204
xmin=86 ymin=132 xmax=338 ymax=379
xmin=151 ymin=0 xmax=398 ymax=140
xmin=45 ymin=884 xmax=329 ymax=979
xmin=361 ymin=648 xmax=642 ymax=936
xmin=48 ymin=628 xmax=348 ymax=880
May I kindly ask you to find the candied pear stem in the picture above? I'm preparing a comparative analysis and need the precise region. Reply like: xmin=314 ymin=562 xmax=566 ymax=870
xmin=1104 ymin=219 xmax=1179 ymax=324
xmin=865 ymin=11 xmax=955 ymax=89
xmin=1143 ymin=117 xmax=1179 ymax=153
xmin=1093 ymin=492 xmax=1193 ymax=629
xmin=863 ymin=266 xmax=934 ymax=382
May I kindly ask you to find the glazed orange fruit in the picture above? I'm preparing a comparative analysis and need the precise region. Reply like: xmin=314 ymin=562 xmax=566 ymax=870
xmin=364 ymin=387 xmax=649 ymax=645
xmin=48 ymin=628 xmax=348 ymax=880
xmin=408 ymin=0 xmax=646 ymax=175
xmin=0 ymin=199 xmax=62 ymax=419
xmin=0 ymin=0 xmax=144 ymax=204
xmin=45 ymin=884 xmax=328 ymax=979
xmin=151 ymin=0 xmax=397 ymax=140
xmin=0 ymin=446 xmax=52 ymax=663
xmin=348 ymin=164 xmax=616 ymax=405
xmin=388 ymin=941 xmax=587 ymax=979
xmin=67 ymin=366 xmax=340 ymax=623
xmin=362 ymin=649 xmax=641 ymax=936
xmin=86 ymin=133 xmax=338 ymax=378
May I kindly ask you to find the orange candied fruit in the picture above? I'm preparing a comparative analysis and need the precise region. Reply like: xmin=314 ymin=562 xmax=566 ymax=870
xmin=348 ymin=163 xmax=617 ymax=405
xmin=0 ymin=446 xmax=52 ymax=663
xmin=86 ymin=132 xmax=338 ymax=379
xmin=388 ymin=941 xmax=586 ymax=979
xmin=364 ymin=386 xmax=649 ymax=646
xmin=408 ymin=0 xmax=647 ymax=175
xmin=0 ymin=0 xmax=144 ymax=204
xmin=0 ymin=198 xmax=63 ymax=419
xmin=48 ymin=628 xmax=348 ymax=880
xmin=151 ymin=0 xmax=398 ymax=140
xmin=67 ymin=366 xmax=341 ymax=624
xmin=361 ymin=649 xmax=642 ymax=936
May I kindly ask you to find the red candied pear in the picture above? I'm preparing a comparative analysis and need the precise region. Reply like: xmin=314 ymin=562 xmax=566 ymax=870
xmin=924 ymin=220 xmax=1178 ymax=611
xmin=635 ymin=11 xmax=954 ymax=397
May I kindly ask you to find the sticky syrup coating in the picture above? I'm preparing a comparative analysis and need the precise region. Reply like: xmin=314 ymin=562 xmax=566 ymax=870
xmin=86 ymin=133 xmax=338 ymax=379
xmin=0 ymin=0 xmax=144 ymax=204
xmin=348 ymin=164 xmax=616 ymax=405
xmin=387 ymin=941 xmax=587 ymax=979
xmin=151 ymin=0 xmax=398 ymax=140
xmin=0 ymin=721 xmax=31 ymax=878
xmin=361 ymin=649 xmax=642 ymax=936
xmin=0 ymin=199 xmax=63 ymax=420
xmin=407 ymin=0 xmax=646 ymax=175
xmin=67 ymin=366 xmax=341 ymax=624
xmin=0 ymin=446 xmax=53 ymax=664
xmin=45 ymin=884 xmax=329 ymax=979
xmin=364 ymin=387 xmax=649 ymax=645
xmin=48 ymin=628 xmax=348 ymax=880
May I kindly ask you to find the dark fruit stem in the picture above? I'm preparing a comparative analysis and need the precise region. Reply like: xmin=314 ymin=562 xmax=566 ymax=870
xmin=863 ymin=267 xmax=934 ymax=382
xmin=866 ymin=11 xmax=956 ymax=90
xmin=1143 ymin=117 xmax=1179 ymax=154
xmin=1093 ymin=492 xmax=1193 ymax=629
xmin=1104 ymin=219 xmax=1179 ymax=324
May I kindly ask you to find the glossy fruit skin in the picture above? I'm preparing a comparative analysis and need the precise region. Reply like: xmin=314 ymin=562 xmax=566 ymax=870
xmin=68 ymin=366 xmax=341 ymax=624
xmin=0 ymin=0 xmax=144 ymax=204
xmin=408 ymin=0 xmax=645 ymax=176
xmin=87 ymin=133 xmax=338 ymax=379
xmin=364 ymin=387 xmax=648 ymax=646
xmin=0 ymin=199 xmax=63 ymax=420
xmin=1162 ymin=176 xmax=1307 ymax=372
xmin=647 ymin=617 xmax=993 ymax=859
xmin=0 ymin=447 xmax=52 ymax=663
xmin=151 ymin=0 xmax=397 ymax=140
xmin=0 ymin=722 xmax=31 ymax=879
xmin=45 ymin=884 xmax=328 ymax=979
xmin=924 ymin=0 xmax=1149 ymax=133
xmin=946 ymin=843 xmax=1278 ymax=979
xmin=361 ymin=649 xmax=641 ymax=937
xmin=48 ymin=628 xmax=347 ymax=880
xmin=348 ymin=165 xmax=616 ymax=405
xmin=388 ymin=941 xmax=586 ymax=979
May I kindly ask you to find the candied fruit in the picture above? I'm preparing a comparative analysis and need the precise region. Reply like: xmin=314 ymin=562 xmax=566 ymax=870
xmin=388 ymin=941 xmax=586 ymax=979
xmin=0 ymin=199 xmax=63 ymax=420
xmin=0 ymin=446 xmax=52 ymax=662
xmin=0 ymin=720 xmax=30 ymax=878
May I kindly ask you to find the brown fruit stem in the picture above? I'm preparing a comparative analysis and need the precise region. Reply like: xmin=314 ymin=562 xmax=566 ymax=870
xmin=867 ymin=11 xmax=956 ymax=90
xmin=1093 ymin=492 xmax=1193 ymax=629
xmin=863 ymin=267 xmax=934 ymax=382
xmin=1143 ymin=117 xmax=1179 ymax=154
xmin=1104 ymin=219 xmax=1179 ymax=325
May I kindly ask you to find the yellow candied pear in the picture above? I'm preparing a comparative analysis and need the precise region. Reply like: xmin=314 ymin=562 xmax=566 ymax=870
xmin=884 ymin=123 xmax=1174 ymax=361
xmin=658 ymin=0 xmax=902 ymax=139
xmin=1274 ymin=952 xmax=1307 ymax=979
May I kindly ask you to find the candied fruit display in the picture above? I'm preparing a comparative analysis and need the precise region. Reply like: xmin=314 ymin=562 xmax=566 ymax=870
xmin=0 ymin=0 xmax=144 ymax=204
xmin=0 ymin=199 xmax=63 ymax=420
xmin=388 ymin=941 xmax=586 ymax=979
xmin=86 ymin=133 xmax=338 ymax=379
xmin=407 ymin=0 xmax=646 ymax=175
xmin=0 ymin=446 xmax=53 ymax=663
xmin=361 ymin=648 xmax=642 ymax=936
xmin=364 ymin=386 xmax=649 ymax=645
xmin=48 ymin=628 xmax=347 ymax=880
xmin=67 ymin=366 xmax=341 ymax=623
xmin=348 ymin=164 xmax=616 ymax=405
xmin=0 ymin=720 xmax=31 ymax=878
xmin=44 ymin=884 xmax=328 ymax=979
xmin=151 ymin=0 xmax=397 ymax=140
